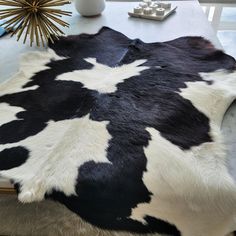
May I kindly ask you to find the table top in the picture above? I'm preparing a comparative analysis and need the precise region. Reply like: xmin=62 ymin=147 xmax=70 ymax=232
xmin=0 ymin=1 xmax=230 ymax=188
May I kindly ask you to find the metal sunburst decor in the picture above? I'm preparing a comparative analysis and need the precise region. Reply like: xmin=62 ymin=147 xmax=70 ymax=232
xmin=0 ymin=0 xmax=72 ymax=47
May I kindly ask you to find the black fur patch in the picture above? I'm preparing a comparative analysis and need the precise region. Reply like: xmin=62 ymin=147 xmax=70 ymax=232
xmin=0 ymin=147 xmax=29 ymax=170
xmin=47 ymin=190 xmax=181 ymax=236
xmin=0 ymin=27 xmax=236 ymax=235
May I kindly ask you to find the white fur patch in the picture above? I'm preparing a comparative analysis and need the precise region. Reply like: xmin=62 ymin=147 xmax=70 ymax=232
xmin=180 ymin=70 xmax=236 ymax=127
xmin=0 ymin=49 xmax=64 ymax=96
xmin=56 ymin=58 xmax=148 ymax=93
xmin=131 ymin=128 xmax=236 ymax=236
xmin=0 ymin=103 xmax=25 ymax=127
xmin=0 ymin=115 xmax=111 ymax=203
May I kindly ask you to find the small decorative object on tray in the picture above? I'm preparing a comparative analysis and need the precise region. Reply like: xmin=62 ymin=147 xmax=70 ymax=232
xmin=0 ymin=0 xmax=72 ymax=47
xmin=128 ymin=1 xmax=177 ymax=21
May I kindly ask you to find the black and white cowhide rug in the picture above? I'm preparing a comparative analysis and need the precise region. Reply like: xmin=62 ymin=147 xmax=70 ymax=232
xmin=0 ymin=27 xmax=236 ymax=236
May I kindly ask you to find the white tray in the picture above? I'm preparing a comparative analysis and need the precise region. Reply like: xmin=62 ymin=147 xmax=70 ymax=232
xmin=128 ymin=6 xmax=177 ymax=21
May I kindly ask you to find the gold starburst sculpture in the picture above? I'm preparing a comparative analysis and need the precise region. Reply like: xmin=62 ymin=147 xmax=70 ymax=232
xmin=0 ymin=0 xmax=72 ymax=47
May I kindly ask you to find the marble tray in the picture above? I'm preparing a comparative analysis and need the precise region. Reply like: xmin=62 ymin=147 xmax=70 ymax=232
xmin=128 ymin=6 xmax=177 ymax=21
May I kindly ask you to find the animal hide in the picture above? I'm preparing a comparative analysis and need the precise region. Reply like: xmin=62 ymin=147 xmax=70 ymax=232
xmin=0 ymin=27 xmax=236 ymax=236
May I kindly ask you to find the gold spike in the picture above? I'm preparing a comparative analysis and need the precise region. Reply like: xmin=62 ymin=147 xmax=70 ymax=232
xmin=0 ymin=0 xmax=71 ymax=47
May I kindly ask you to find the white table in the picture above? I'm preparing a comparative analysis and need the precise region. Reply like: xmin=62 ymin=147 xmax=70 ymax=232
xmin=0 ymin=1 xmax=235 ymax=190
